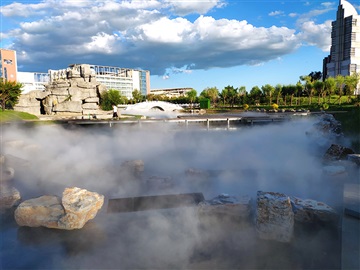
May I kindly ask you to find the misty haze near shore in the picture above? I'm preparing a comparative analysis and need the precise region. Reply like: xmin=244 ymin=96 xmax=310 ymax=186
xmin=2 ymin=116 xmax=345 ymax=269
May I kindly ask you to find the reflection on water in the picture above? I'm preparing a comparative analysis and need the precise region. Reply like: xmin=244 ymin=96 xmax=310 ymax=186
xmin=1 ymin=118 xmax=346 ymax=269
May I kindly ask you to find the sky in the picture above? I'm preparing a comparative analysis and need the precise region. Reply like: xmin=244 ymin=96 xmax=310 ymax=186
xmin=1 ymin=0 xmax=359 ymax=93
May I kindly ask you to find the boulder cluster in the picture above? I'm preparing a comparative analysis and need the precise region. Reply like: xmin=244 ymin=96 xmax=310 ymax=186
xmin=14 ymin=64 xmax=107 ymax=117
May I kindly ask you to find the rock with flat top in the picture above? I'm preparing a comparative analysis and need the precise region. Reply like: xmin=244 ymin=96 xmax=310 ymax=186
xmin=198 ymin=194 xmax=251 ymax=218
xmin=291 ymin=197 xmax=338 ymax=224
xmin=256 ymin=191 xmax=294 ymax=243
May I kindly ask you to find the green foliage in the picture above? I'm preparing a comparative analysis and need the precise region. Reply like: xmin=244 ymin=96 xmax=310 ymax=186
xmin=132 ymin=89 xmax=144 ymax=103
xmin=0 ymin=79 xmax=23 ymax=110
xmin=243 ymin=104 xmax=249 ymax=110
xmin=322 ymin=103 xmax=329 ymax=110
xmin=100 ymin=89 xmax=123 ymax=111
xmin=186 ymin=89 xmax=197 ymax=103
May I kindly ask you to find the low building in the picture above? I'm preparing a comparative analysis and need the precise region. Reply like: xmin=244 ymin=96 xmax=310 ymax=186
xmin=150 ymin=88 xmax=193 ymax=98
xmin=17 ymin=72 xmax=49 ymax=93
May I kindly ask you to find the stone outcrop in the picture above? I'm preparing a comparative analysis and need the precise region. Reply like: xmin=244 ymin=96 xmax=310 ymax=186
xmin=306 ymin=113 xmax=343 ymax=147
xmin=14 ymin=187 xmax=104 ymax=230
xmin=323 ymin=144 xmax=355 ymax=162
xmin=256 ymin=191 xmax=294 ymax=243
xmin=291 ymin=197 xmax=338 ymax=224
xmin=198 ymin=194 xmax=251 ymax=218
xmin=14 ymin=64 xmax=107 ymax=117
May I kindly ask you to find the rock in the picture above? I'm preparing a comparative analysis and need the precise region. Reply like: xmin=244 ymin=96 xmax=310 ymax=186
xmin=0 ymin=167 xmax=15 ymax=183
xmin=14 ymin=187 xmax=104 ymax=230
xmin=198 ymin=194 xmax=251 ymax=218
xmin=58 ymin=187 xmax=104 ymax=230
xmin=14 ymin=195 xmax=64 ymax=228
xmin=323 ymin=144 xmax=355 ymax=162
xmin=82 ymin=103 xmax=98 ymax=110
xmin=121 ymin=160 xmax=144 ymax=178
xmin=256 ymin=191 xmax=294 ymax=243
xmin=0 ymin=186 xmax=21 ymax=211
xmin=347 ymin=154 xmax=360 ymax=166
xmin=291 ymin=197 xmax=338 ymax=224
xmin=53 ymin=101 xmax=83 ymax=113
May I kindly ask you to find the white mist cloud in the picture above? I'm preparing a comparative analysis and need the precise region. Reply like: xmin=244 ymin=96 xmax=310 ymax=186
xmin=2 ymin=116 xmax=346 ymax=269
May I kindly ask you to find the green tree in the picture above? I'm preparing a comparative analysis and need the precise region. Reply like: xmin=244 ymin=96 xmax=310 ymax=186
xmin=238 ymin=86 xmax=247 ymax=105
xmin=295 ymin=81 xmax=303 ymax=105
xmin=344 ymin=73 xmax=359 ymax=102
xmin=249 ymin=86 xmax=262 ymax=105
xmin=261 ymin=84 xmax=275 ymax=106
xmin=186 ymin=89 xmax=197 ymax=107
xmin=132 ymin=89 xmax=143 ymax=103
xmin=100 ymin=89 xmax=124 ymax=111
xmin=335 ymin=75 xmax=345 ymax=104
xmin=324 ymin=77 xmax=336 ymax=103
xmin=0 ymin=79 xmax=23 ymax=111
xmin=200 ymin=87 xmax=219 ymax=105
xmin=223 ymin=85 xmax=238 ymax=107
xmin=274 ymin=84 xmax=282 ymax=105
xmin=314 ymin=80 xmax=325 ymax=105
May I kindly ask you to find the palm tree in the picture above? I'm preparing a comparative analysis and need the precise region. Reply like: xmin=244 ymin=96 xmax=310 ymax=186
xmin=0 ymin=78 xmax=23 ymax=110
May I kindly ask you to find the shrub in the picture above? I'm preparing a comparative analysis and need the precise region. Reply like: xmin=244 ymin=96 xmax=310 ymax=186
xmin=243 ymin=104 xmax=249 ymax=110
xmin=100 ymin=89 xmax=122 ymax=111
xmin=322 ymin=103 xmax=329 ymax=110
xmin=272 ymin=103 xmax=279 ymax=110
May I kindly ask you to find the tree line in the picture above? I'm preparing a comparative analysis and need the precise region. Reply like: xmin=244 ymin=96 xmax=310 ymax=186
xmin=1 ymin=72 xmax=359 ymax=111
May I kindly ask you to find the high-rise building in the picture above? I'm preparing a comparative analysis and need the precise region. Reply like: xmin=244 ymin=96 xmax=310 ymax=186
xmin=0 ymin=49 xmax=17 ymax=82
xmin=323 ymin=0 xmax=360 ymax=92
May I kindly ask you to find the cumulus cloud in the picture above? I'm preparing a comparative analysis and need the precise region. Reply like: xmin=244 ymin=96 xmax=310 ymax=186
xmin=0 ymin=0 xmax=333 ymax=76
xmin=298 ymin=20 xmax=332 ymax=51
xmin=165 ymin=0 xmax=226 ymax=16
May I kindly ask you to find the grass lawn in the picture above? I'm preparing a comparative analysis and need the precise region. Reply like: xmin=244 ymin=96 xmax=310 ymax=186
xmin=0 ymin=110 xmax=38 ymax=122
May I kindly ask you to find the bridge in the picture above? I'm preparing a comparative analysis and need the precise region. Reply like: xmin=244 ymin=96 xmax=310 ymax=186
xmin=122 ymin=101 xmax=185 ymax=112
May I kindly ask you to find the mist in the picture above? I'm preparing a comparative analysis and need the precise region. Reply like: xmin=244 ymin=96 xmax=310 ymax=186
xmin=1 ymin=115 xmax=345 ymax=269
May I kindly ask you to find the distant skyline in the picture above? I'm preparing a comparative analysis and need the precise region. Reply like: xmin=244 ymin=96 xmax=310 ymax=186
xmin=1 ymin=0 xmax=359 ymax=93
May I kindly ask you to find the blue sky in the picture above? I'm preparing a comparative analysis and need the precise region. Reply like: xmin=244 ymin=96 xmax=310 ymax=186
xmin=1 ymin=0 xmax=359 ymax=93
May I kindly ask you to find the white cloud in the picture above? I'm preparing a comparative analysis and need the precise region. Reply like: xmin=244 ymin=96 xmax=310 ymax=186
xmin=269 ymin=10 xmax=284 ymax=17
xmin=164 ymin=0 xmax=226 ymax=16
xmin=298 ymin=20 xmax=332 ymax=51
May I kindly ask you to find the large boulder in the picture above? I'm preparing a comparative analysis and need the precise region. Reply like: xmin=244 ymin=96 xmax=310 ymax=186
xmin=256 ymin=191 xmax=294 ymax=243
xmin=58 ymin=187 xmax=104 ymax=230
xmin=14 ymin=195 xmax=64 ymax=228
xmin=14 ymin=187 xmax=104 ymax=230
xmin=291 ymin=197 xmax=338 ymax=224
xmin=53 ymin=101 xmax=83 ymax=113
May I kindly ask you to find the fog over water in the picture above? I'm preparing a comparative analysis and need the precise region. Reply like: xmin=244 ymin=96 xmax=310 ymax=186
xmin=1 ymin=115 xmax=346 ymax=269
